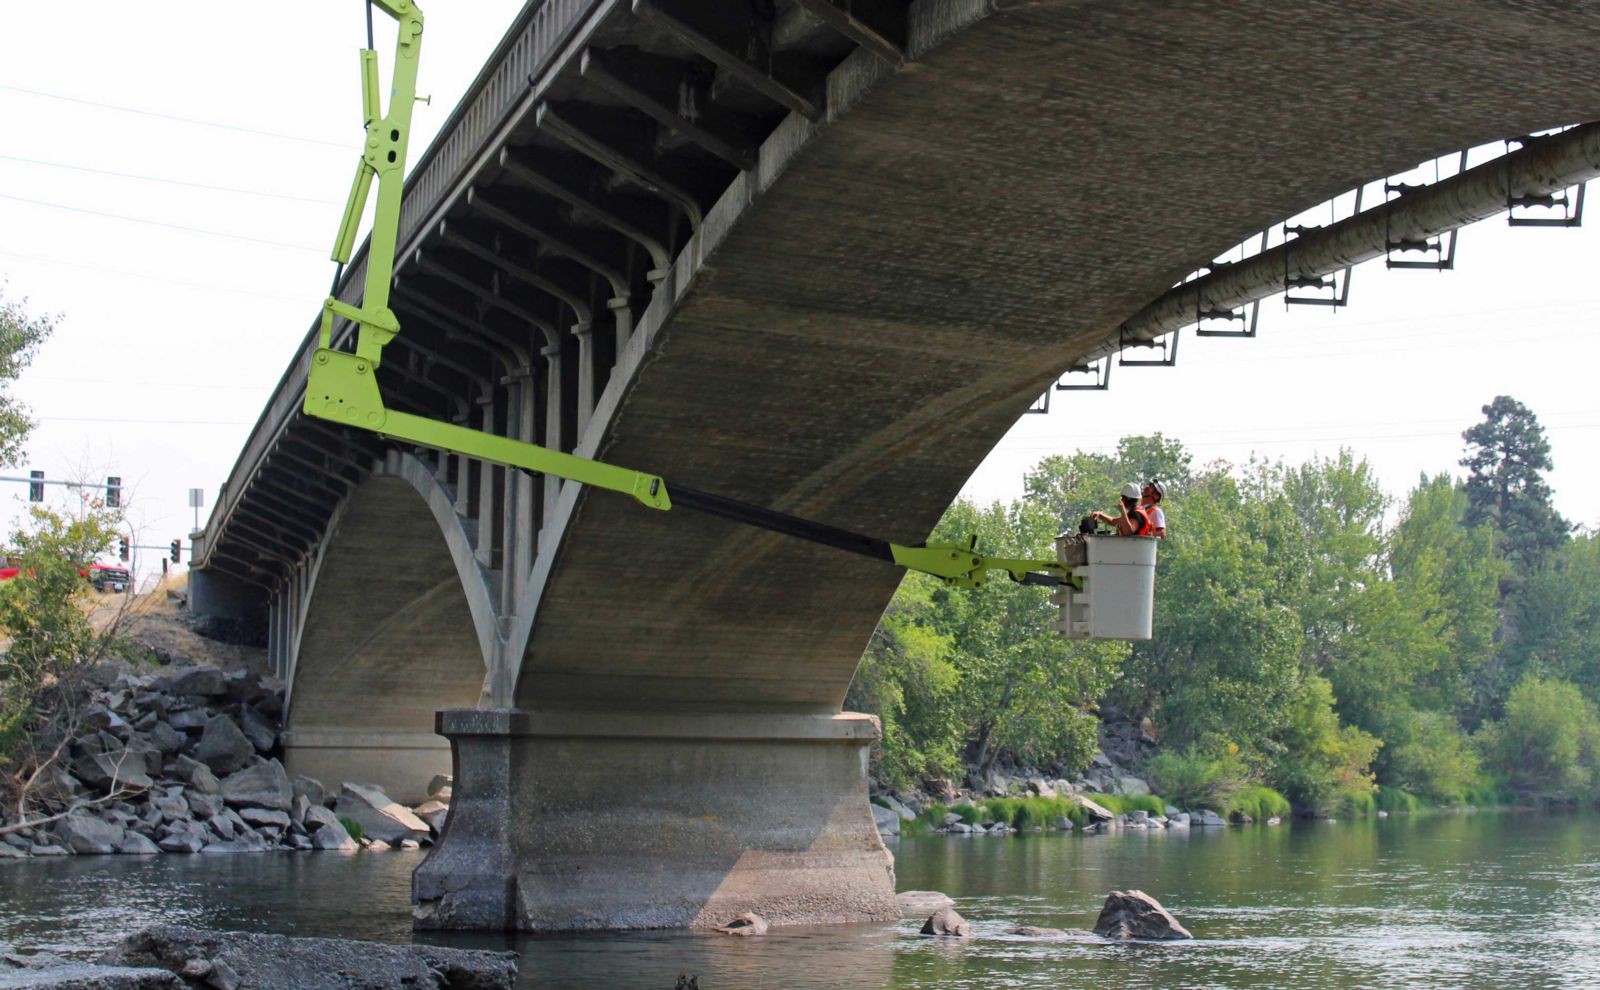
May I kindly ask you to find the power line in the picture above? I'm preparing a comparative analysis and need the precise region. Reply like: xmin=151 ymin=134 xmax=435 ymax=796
xmin=36 ymin=416 xmax=251 ymax=426
xmin=0 ymin=84 xmax=349 ymax=150
xmin=0 ymin=154 xmax=340 ymax=205
xmin=0 ymin=250 xmax=307 ymax=302
xmin=0 ymin=193 xmax=324 ymax=254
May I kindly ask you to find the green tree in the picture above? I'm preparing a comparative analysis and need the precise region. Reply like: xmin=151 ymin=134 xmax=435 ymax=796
xmin=924 ymin=498 xmax=1125 ymax=777
xmin=1119 ymin=470 xmax=1302 ymax=751
xmin=1476 ymin=675 xmax=1600 ymax=801
xmin=1023 ymin=434 xmax=1191 ymax=534
xmin=0 ymin=283 xmax=56 ymax=466
xmin=846 ymin=577 xmax=963 ymax=789
xmin=1506 ymin=534 xmax=1600 ymax=705
xmin=1388 ymin=475 xmax=1503 ymax=724
xmin=1269 ymin=674 xmax=1382 ymax=814
xmin=1460 ymin=396 xmax=1569 ymax=574
xmin=0 ymin=505 xmax=128 ymax=815
xmin=1378 ymin=706 xmax=1483 ymax=804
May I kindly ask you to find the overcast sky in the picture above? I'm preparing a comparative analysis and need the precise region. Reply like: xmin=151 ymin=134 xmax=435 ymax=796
xmin=1 ymin=3 xmax=1595 ymax=584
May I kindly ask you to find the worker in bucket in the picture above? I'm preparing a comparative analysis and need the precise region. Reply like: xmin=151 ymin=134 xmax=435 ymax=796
xmin=1140 ymin=479 xmax=1167 ymax=538
xmin=1082 ymin=483 xmax=1155 ymax=537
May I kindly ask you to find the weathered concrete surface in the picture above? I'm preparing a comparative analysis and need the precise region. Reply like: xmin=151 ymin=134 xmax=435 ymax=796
xmin=103 ymin=927 xmax=515 ymax=989
xmin=413 ymin=709 xmax=895 ymax=931
xmin=515 ymin=0 xmax=1600 ymax=713
xmin=284 ymin=475 xmax=485 ymax=800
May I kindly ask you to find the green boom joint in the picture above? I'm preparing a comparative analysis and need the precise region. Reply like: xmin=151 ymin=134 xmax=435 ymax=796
xmin=303 ymin=0 xmax=1081 ymax=595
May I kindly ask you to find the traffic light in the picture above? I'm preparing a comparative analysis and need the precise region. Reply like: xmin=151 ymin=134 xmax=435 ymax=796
xmin=170 ymin=540 xmax=181 ymax=564
xmin=105 ymin=476 xmax=121 ymax=509
xmin=118 ymin=536 xmax=130 ymax=562
xmin=28 ymin=470 xmax=43 ymax=503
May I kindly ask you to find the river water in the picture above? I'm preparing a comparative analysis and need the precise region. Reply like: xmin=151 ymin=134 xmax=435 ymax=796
xmin=2 ymin=811 xmax=1596 ymax=989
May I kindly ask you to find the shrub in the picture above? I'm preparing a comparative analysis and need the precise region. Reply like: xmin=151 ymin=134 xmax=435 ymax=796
xmin=338 ymin=816 xmax=365 ymax=842
xmin=1463 ymin=782 xmax=1513 ymax=808
xmin=1226 ymin=786 xmax=1291 ymax=821
xmin=1145 ymin=745 xmax=1248 ymax=810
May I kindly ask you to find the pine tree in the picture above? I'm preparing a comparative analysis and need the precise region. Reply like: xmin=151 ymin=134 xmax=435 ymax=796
xmin=1460 ymin=396 xmax=1569 ymax=573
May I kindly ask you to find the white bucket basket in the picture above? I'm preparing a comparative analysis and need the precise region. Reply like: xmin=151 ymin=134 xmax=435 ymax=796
xmin=1050 ymin=535 xmax=1158 ymax=641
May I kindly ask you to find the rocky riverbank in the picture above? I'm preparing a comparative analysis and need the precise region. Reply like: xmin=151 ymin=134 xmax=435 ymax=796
xmin=0 ymin=660 xmax=451 ymax=859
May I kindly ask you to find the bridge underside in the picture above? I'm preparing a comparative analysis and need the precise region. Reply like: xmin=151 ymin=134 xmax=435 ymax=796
xmin=197 ymin=0 xmax=1600 ymax=931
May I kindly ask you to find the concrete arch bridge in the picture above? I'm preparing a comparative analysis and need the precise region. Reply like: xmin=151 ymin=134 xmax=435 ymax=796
xmin=188 ymin=0 xmax=1600 ymax=930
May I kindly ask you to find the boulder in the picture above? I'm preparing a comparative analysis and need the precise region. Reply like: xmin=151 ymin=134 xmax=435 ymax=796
xmin=237 ymin=706 xmax=278 ymax=754
xmin=0 ymin=961 xmax=183 ymax=988
xmin=895 ymin=891 xmax=954 ymax=918
xmin=156 ymin=831 xmax=205 ymax=854
xmin=941 ymin=812 xmax=963 ymax=827
xmin=195 ymin=717 xmax=254 ymax=776
xmin=185 ymin=792 xmax=224 ymax=820
xmin=310 ymin=821 xmax=357 ymax=851
xmin=949 ymin=822 xmax=973 ymax=834
xmin=57 ymin=811 xmax=125 ymax=855
xmin=1194 ymin=810 xmax=1227 ymax=827
xmin=219 ymin=760 xmax=292 ymax=812
xmin=1009 ymin=926 xmax=1068 ymax=937
xmin=1052 ymin=816 xmax=1075 ymax=831
xmin=238 ymin=808 xmax=291 ymax=830
xmin=1168 ymin=812 xmax=1191 ymax=828
xmin=165 ymin=709 xmax=211 ymax=733
xmin=1075 ymin=795 xmax=1115 ymax=822
xmin=0 ymin=844 xmax=29 ymax=859
xmin=165 ymin=666 xmax=226 ymax=698
xmin=336 ymin=783 xmax=429 ymax=845
xmin=28 ymin=845 xmax=69 ymax=857
xmin=920 ymin=907 xmax=973 ymax=937
xmin=871 ymin=804 xmax=900 ymax=836
xmin=412 ymin=801 xmax=449 ymax=832
xmin=102 ymin=927 xmax=516 ymax=990
xmin=1092 ymin=890 xmax=1192 ymax=940
xmin=426 ymin=775 xmax=453 ymax=801
xmin=144 ymin=722 xmax=186 ymax=756
xmin=879 ymin=793 xmax=918 ymax=822
xmin=71 ymin=752 xmax=153 ymax=794
xmin=1116 ymin=775 xmax=1152 ymax=796
xmin=301 ymin=805 xmax=342 ymax=834
xmin=291 ymin=776 xmax=328 ymax=809
xmin=116 ymin=832 xmax=161 ymax=855
xmin=713 ymin=913 xmax=768 ymax=937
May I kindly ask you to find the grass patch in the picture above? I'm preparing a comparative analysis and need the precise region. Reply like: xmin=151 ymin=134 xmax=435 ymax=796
xmin=1225 ymin=786 xmax=1291 ymax=822
xmin=1464 ymin=782 xmax=1515 ymax=808
xmin=338 ymin=816 xmax=365 ymax=843
xmin=949 ymin=802 xmax=983 ymax=824
xmin=1087 ymin=793 xmax=1167 ymax=817
xmin=1332 ymin=790 xmax=1377 ymax=818
xmin=1374 ymin=786 xmax=1423 ymax=815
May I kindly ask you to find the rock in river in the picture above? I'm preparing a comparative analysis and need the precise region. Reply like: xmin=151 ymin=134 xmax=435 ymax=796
xmin=101 ymin=926 xmax=516 ymax=989
xmin=1092 ymin=890 xmax=1192 ymax=940
xmin=920 ymin=907 xmax=974 ymax=937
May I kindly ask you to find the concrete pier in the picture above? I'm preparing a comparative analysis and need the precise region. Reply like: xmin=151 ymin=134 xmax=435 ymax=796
xmin=412 ymin=709 xmax=897 ymax=932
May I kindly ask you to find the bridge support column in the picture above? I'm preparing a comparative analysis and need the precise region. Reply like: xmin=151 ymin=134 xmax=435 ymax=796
xmin=412 ymin=708 xmax=897 ymax=932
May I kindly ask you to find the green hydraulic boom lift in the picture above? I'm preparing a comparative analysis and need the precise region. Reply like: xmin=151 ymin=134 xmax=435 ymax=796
xmin=303 ymin=0 xmax=1080 ymax=594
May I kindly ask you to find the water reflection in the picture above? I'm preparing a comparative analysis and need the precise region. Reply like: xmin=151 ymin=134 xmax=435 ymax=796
xmin=0 ymin=812 xmax=1595 ymax=989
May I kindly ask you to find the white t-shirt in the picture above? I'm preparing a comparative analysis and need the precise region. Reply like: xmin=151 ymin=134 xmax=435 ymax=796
xmin=1148 ymin=505 xmax=1166 ymax=533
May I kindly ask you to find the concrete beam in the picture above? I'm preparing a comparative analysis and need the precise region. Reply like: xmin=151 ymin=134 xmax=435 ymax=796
xmin=495 ymin=150 xmax=671 ymax=275
xmin=1117 ymin=123 xmax=1600 ymax=350
xmin=580 ymin=48 xmax=759 ymax=170
xmin=535 ymin=103 xmax=707 ymax=225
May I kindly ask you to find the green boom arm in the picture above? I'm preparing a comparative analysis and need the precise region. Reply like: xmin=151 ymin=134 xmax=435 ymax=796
xmin=303 ymin=2 xmax=1075 ymax=592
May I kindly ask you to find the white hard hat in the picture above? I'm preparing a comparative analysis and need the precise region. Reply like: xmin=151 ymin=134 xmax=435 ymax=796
xmin=1121 ymin=482 xmax=1141 ymax=499
xmin=1146 ymin=479 xmax=1167 ymax=499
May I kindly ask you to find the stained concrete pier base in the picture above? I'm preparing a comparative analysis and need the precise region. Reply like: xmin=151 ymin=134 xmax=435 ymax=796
xmin=412 ymin=708 xmax=898 ymax=932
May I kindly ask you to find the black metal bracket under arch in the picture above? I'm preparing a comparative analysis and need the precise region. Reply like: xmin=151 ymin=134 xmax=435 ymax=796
xmin=1118 ymin=325 xmax=1179 ymax=367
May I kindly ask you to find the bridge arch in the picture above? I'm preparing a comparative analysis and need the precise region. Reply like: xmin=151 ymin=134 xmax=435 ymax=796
xmin=282 ymin=452 xmax=497 ymax=802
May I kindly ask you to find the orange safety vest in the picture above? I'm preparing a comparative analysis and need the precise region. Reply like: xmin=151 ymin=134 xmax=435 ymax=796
xmin=1128 ymin=505 xmax=1154 ymax=537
